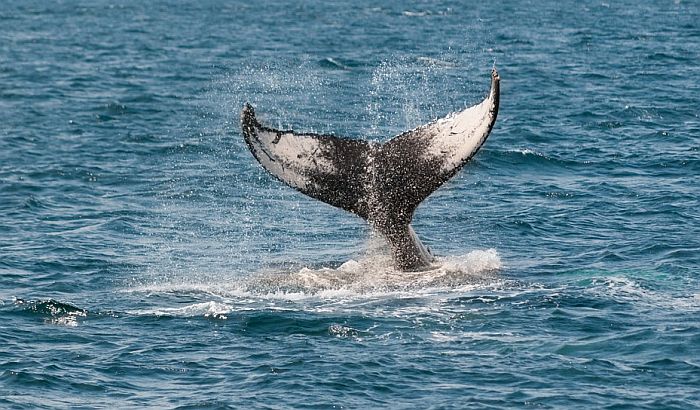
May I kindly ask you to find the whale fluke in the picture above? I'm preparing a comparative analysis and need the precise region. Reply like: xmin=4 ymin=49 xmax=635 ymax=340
xmin=241 ymin=69 xmax=500 ymax=271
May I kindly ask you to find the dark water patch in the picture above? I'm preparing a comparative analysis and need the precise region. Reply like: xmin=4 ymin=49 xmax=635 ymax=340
xmin=641 ymin=358 xmax=700 ymax=372
xmin=238 ymin=312 xmax=376 ymax=338
xmin=1 ymin=368 xmax=107 ymax=393
xmin=174 ymin=401 xmax=236 ymax=410
xmin=645 ymin=52 xmax=692 ymax=63
xmin=596 ymin=119 xmax=625 ymax=129
xmin=9 ymin=298 xmax=87 ymax=326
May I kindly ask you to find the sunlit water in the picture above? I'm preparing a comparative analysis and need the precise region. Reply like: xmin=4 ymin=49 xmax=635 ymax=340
xmin=1 ymin=0 xmax=699 ymax=408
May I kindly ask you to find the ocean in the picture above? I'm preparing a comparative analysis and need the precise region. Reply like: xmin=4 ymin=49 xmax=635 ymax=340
xmin=1 ymin=0 xmax=698 ymax=408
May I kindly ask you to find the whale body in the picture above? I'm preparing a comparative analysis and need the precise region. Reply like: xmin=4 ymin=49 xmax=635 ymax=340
xmin=241 ymin=69 xmax=500 ymax=271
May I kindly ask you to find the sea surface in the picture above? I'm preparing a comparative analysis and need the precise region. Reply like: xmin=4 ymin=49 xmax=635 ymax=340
xmin=1 ymin=0 xmax=699 ymax=408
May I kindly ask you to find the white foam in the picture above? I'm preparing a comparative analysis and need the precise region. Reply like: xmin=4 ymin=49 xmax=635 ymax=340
xmin=131 ymin=301 xmax=234 ymax=319
xmin=509 ymin=148 xmax=538 ymax=156
xmin=430 ymin=331 xmax=533 ymax=343
xmin=587 ymin=276 xmax=700 ymax=312
xmin=47 ymin=310 xmax=86 ymax=327
xmin=126 ymin=248 xmax=503 ymax=303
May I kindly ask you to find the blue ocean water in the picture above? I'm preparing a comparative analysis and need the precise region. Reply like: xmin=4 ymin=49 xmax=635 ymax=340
xmin=1 ymin=0 xmax=699 ymax=408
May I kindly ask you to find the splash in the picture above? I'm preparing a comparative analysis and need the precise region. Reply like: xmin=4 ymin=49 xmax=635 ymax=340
xmin=128 ymin=247 xmax=502 ymax=303
xmin=137 ymin=57 xmax=500 ymax=307
xmin=250 ymin=248 xmax=501 ymax=296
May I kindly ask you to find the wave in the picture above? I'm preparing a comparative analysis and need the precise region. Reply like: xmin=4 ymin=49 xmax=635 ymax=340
xmin=485 ymin=148 xmax=585 ymax=169
xmin=130 ymin=301 xmax=234 ymax=319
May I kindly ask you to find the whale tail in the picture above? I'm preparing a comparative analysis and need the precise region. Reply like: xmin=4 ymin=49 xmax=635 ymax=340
xmin=241 ymin=69 xmax=500 ymax=271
